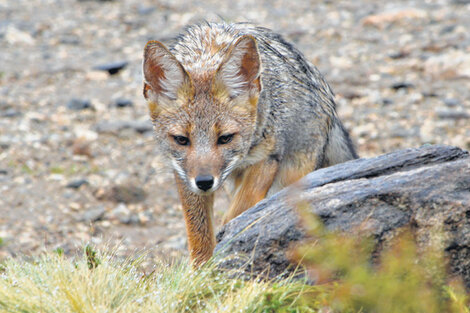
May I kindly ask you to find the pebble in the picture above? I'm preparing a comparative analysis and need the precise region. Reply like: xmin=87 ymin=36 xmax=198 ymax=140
xmin=3 ymin=25 xmax=35 ymax=45
xmin=93 ymin=61 xmax=128 ymax=75
xmin=0 ymin=108 xmax=21 ymax=118
xmin=443 ymin=98 xmax=460 ymax=107
xmin=110 ymin=203 xmax=132 ymax=224
xmin=66 ymin=179 xmax=89 ymax=189
xmin=137 ymin=5 xmax=156 ymax=15
xmin=80 ymin=206 xmax=106 ymax=223
xmin=391 ymin=82 xmax=415 ymax=91
xmin=66 ymin=98 xmax=93 ymax=110
xmin=436 ymin=108 xmax=470 ymax=120
xmin=381 ymin=98 xmax=394 ymax=106
xmin=112 ymin=98 xmax=134 ymax=108
xmin=2 ymin=0 xmax=469 ymax=262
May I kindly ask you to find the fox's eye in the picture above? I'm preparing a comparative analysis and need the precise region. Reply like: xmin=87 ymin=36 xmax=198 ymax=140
xmin=173 ymin=135 xmax=190 ymax=146
xmin=217 ymin=134 xmax=234 ymax=145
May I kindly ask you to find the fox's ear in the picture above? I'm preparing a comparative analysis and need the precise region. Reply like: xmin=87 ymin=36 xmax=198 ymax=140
xmin=143 ymin=41 xmax=193 ymax=116
xmin=214 ymin=35 xmax=262 ymax=99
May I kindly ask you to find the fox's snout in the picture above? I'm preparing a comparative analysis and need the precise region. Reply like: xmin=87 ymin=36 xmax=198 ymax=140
xmin=183 ymin=154 xmax=223 ymax=194
xmin=194 ymin=175 xmax=214 ymax=192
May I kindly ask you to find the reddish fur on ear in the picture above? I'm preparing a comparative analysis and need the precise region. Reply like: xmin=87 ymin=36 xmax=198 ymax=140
xmin=143 ymin=41 xmax=193 ymax=105
xmin=235 ymin=36 xmax=261 ymax=85
xmin=214 ymin=35 xmax=262 ymax=98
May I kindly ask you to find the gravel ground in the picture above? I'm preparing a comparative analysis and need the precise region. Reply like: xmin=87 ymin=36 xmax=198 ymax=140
xmin=1 ymin=0 xmax=469 ymax=263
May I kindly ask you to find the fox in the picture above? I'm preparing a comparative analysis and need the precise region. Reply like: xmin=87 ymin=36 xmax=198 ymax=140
xmin=142 ymin=22 xmax=358 ymax=265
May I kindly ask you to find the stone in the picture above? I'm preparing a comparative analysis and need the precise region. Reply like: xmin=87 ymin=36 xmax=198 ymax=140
xmin=112 ymin=98 xmax=133 ymax=108
xmin=443 ymin=98 xmax=460 ymax=107
xmin=66 ymin=98 xmax=93 ymax=111
xmin=436 ymin=108 xmax=470 ymax=119
xmin=391 ymin=82 xmax=414 ymax=91
xmin=215 ymin=145 xmax=470 ymax=288
xmin=80 ymin=206 xmax=106 ymax=223
xmin=93 ymin=61 xmax=128 ymax=75
xmin=1 ymin=108 xmax=21 ymax=118
xmin=65 ymin=179 xmax=89 ymax=189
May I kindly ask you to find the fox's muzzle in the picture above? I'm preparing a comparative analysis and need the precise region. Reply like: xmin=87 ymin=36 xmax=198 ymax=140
xmin=195 ymin=175 xmax=214 ymax=191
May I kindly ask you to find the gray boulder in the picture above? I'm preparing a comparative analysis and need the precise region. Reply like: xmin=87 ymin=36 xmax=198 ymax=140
xmin=215 ymin=145 xmax=470 ymax=288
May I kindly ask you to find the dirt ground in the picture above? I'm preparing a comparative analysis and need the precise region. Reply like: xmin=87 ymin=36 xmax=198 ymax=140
xmin=1 ymin=0 xmax=469 ymax=263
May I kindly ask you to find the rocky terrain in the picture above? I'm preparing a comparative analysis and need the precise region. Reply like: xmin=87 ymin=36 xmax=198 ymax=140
xmin=0 ymin=0 xmax=469 ymax=263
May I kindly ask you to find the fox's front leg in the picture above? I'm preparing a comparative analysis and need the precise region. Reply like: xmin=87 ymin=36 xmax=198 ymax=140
xmin=222 ymin=158 xmax=279 ymax=225
xmin=175 ymin=174 xmax=215 ymax=266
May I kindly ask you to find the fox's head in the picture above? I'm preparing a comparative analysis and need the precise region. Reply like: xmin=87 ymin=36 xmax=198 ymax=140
xmin=143 ymin=35 xmax=262 ymax=194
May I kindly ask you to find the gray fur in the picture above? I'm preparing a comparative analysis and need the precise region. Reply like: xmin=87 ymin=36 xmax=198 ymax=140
xmin=169 ymin=22 xmax=357 ymax=172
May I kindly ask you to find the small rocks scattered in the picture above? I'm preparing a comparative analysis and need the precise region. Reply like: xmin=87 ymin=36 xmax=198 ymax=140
xmin=93 ymin=61 xmax=128 ymax=75
xmin=1 ymin=0 xmax=469 ymax=263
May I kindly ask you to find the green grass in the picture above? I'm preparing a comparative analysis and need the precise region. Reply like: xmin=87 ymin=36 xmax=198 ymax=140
xmin=0 ymin=214 xmax=468 ymax=312
xmin=0 ymin=248 xmax=317 ymax=313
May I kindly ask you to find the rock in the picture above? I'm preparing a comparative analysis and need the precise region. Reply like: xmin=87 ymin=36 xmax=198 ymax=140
xmin=111 ymin=98 xmax=133 ymax=108
xmin=3 ymin=25 xmax=35 ymax=45
xmin=424 ymin=50 xmax=470 ymax=79
xmin=65 ymin=179 xmax=89 ymax=189
xmin=391 ymin=82 xmax=414 ymax=91
xmin=93 ymin=61 xmax=128 ymax=75
xmin=137 ymin=5 xmax=156 ymax=15
xmin=1 ymin=108 xmax=21 ymax=118
xmin=66 ymin=98 xmax=93 ymax=110
xmin=215 ymin=145 xmax=470 ymax=288
xmin=442 ymin=98 xmax=460 ymax=107
xmin=436 ymin=108 xmax=470 ymax=119
xmin=381 ymin=98 xmax=393 ymax=106
xmin=80 ymin=206 xmax=106 ymax=223
xmin=388 ymin=50 xmax=409 ymax=59
xmin=339 ymin=90 xmax=364 ymax=100
xmin=109 ymin=203 xmax=132 ymax=224
xmin=72 ymin=138 xmax=93 ymax=157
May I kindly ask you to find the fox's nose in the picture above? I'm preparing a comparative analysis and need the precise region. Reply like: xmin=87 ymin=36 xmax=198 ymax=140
xmin=195 ymin=175 xmax=214 ymax=191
